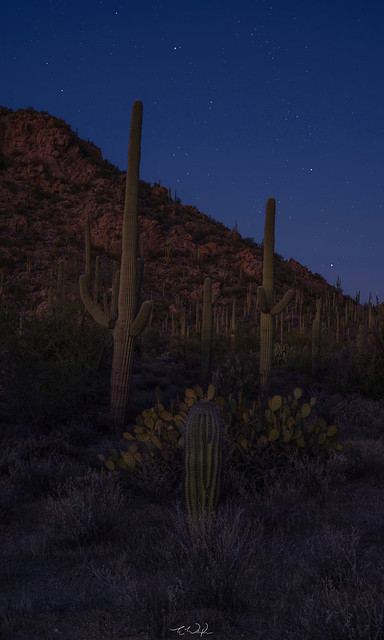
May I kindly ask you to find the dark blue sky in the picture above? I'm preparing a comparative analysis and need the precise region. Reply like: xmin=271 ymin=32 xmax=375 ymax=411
xmin=2 ymin=0 xmax=383 ymax=303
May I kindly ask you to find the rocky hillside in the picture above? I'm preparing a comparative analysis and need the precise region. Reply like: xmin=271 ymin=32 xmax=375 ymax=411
xmin=0 ymin=105 xmax=341 ymax=319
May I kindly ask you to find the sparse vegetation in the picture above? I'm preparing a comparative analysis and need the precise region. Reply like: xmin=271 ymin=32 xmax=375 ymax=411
xmin=0 ymin=104 xmax=384 ymax=639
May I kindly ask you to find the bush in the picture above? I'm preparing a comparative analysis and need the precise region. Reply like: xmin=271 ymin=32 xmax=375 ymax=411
xmin=212 ymin=353 xmax=259 ymax=398
xmin=4 ymin=303 xmax=110 ymax=427
xmin=102 ymin=385 xmax=345 ymax=492
xmin=321 ymin=327 xmax=384 ymax=399
xmin=45 ymin=470 xmax=125 ymax=546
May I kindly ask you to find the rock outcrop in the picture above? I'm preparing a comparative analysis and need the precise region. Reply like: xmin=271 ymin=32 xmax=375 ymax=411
xmin=0 ymin=105 xmax=338 ymax=317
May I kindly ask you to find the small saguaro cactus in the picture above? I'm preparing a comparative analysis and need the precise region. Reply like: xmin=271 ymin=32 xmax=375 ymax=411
xmin=231 ymin=295 xmax=236 ymax=345
xmin=184 ymin=399 xmax=224 ymax=539
xmin=201 ymin=277 xmax=220 ymax=384
xmin=257 ymin=198 xmax=294 ymax=394
xmin=312 ymin=297 xmax=321 ymax=371
xmin=79 ymin=100 xmax=152 ymax=426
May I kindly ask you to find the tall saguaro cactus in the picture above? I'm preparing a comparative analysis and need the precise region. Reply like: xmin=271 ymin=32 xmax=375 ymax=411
xmin=79 ymin=100 xmax=152 ymax=425
xmin=257 ymin=198 xmax=294 ymax=393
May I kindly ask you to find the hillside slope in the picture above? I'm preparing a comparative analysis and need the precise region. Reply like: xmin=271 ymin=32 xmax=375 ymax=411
xmin=0 ymin=105 xmax=339 ymax=317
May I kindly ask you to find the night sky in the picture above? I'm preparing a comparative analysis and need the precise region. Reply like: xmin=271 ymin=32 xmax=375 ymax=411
xmin=2 ymin=0 xmax=383 ymax=304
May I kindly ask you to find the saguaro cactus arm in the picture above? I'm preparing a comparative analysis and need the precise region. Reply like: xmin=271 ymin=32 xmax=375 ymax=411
xmin=271 ymin=290 xmax=295 ymax=315
xmin=129 ymin=300 xmax=152 ymax=337
xmin=79 ymin=274 xmax=111 ymax=328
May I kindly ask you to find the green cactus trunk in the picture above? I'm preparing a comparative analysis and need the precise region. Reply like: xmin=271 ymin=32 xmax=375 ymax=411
xmin=79 ymin=101 xmax=152 ymax=426
xmin=257 ymin=198 xmax=294 ymax=394
xmin=259 ymin=312 xmax=273 ymax=392
xmin=184 ymin=400 xmax=223 ymax=540
xmin=109 ymin=101 xmax=151 ymax=426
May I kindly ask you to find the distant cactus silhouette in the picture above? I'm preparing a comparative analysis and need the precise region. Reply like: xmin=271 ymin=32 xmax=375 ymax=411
xmin=312 ymin=297 xmax=321 ymax=372
xmin=257 ymin=198 xmax=294 ymax=393
xmin=201 ymin=277 xmax=220 ymax=384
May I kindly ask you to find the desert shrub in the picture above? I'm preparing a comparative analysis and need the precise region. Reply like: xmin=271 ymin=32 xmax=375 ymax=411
xmin=170 ymin=501 xmax=265 ymax=626
xmin=167 ymin=333 xmax=201 ymax=365
xmin=141 ymin=327 xmax=169 ymax=355
xmin=45 ymin=470 xmax=125 ymax=546
xmin=10 ymin=455 xmax=82 ymax=500
xmin=295 ymin=526 xmax=384 ymax=640
xmin=212 ymin=352 xmax=259 ymax=398
xmin=330 ymin=394 xmax=384 ymax=441
xmin=285 ymin=346 xmax=312 ymax=375
xmin=284 ymin=329 xmax=311 ymax=349
xmin=322 ymin=327 xmax=384 ymax=399
xmin=4 ymin=303 xmax=110 ymax=427
xmin=120 ymin=451 xmax=183 ymax=502
xmin=125 ymin=570 xmax=186 ymax=639
xmin=232 ymin=326 xmax=259 ymax=353
xmin=304 ymin=523 xmax=362 ymax=591
xmin=273 ymin=341 xmax=296 ymax=365
xmin=9 ymin=355 xmax=108 ymax=427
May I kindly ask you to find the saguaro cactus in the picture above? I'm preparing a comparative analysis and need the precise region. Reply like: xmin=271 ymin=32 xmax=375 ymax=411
xmin=184 ymin=400 xmax=223 ymax=538
xmin=312 ymin=297 xmax=321 ymax=372
xmin=257 ymin=198 xmax=294 ymax=393
xmin=79 ymin=100 xmax=152 ymax=425
xmin=201 ymin=277 xmax=220 ymax=384
xmin=231 ymin=295 xmax=236 ymax=346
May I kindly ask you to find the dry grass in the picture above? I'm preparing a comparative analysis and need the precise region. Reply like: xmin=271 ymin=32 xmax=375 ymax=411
xmin=1 ymin=383 xmax=384 ymax=640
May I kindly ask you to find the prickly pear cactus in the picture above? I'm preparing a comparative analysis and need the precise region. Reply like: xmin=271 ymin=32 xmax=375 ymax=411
xmin=100 ymin=385 xmax=344 ymax=500
xmin=232 ymin=387 xmax=342 ymax=460
xmin=100 ymin=384 xmax=224 ymax=473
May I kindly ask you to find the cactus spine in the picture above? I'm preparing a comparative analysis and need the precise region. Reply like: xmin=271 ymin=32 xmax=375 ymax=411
xmin=184 ymin=400 xmax=223 ymax=537
xmin=257 ymin=198 xmax=294 ymax=394
xmin=79 ymin=100 xmax=152 ymax=425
